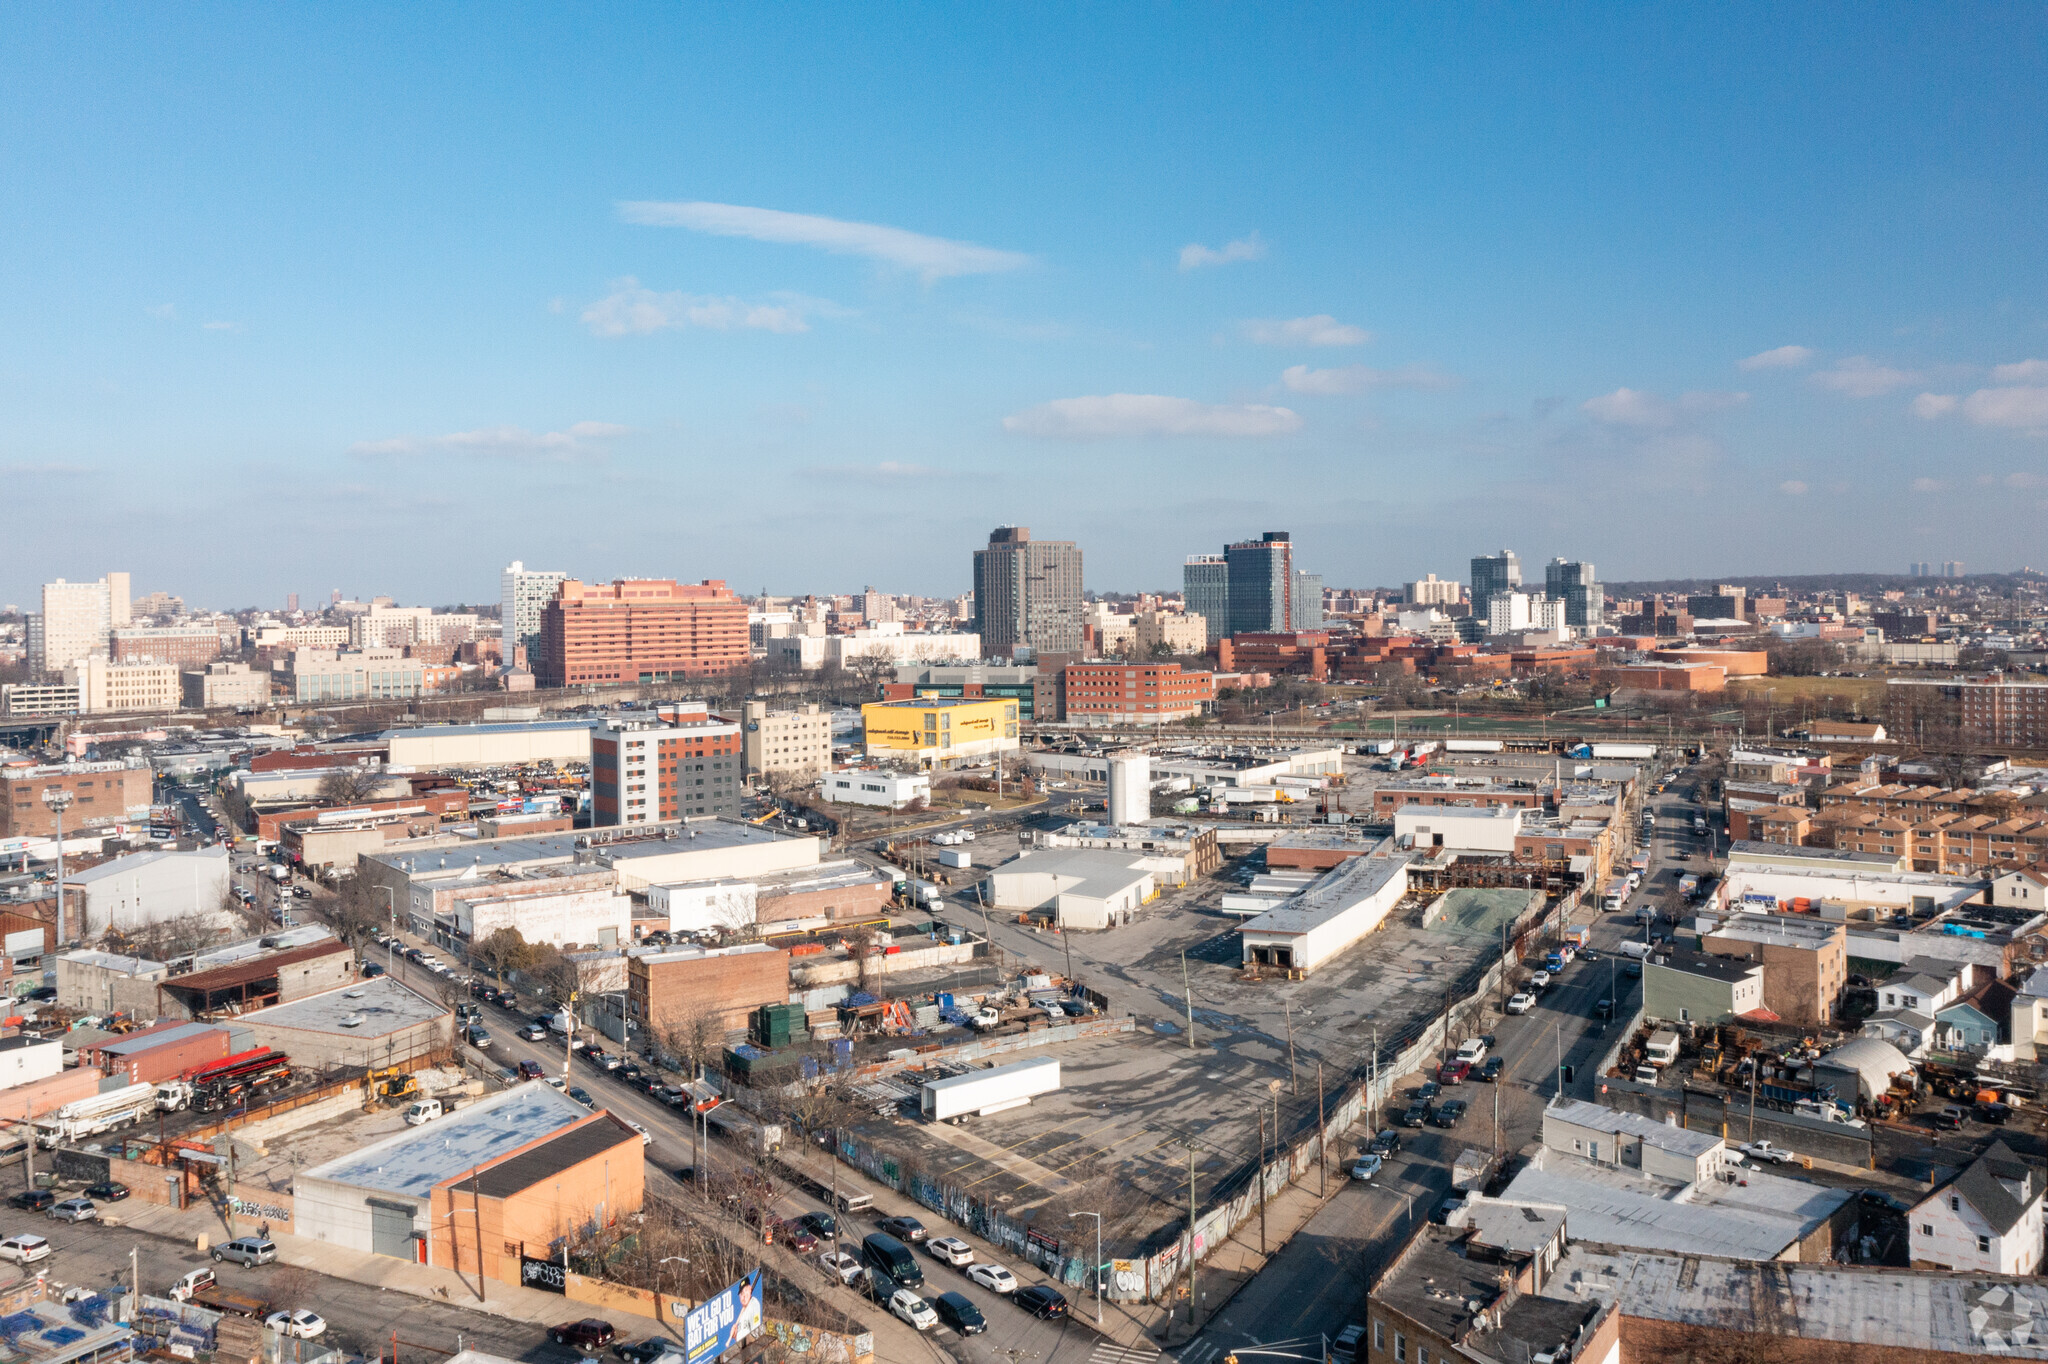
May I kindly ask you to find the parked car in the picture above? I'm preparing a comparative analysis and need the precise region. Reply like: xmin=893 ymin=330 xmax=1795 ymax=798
xmin=1506 ymin=993 xmax=1534 ymax=1014
xmin=518 ymin=1059 xmax=546 ymax=1080
xmin=1428 ymin=1196 xmax=1463 ymax=1225
xmin=213 ymin=1237 xmax=278 ymax=1267
xmin=0 ymin=1235 xmax=50 ymax=1264
xmin=878 ymin=1215 xmax=928 ymax=1243
xmin=1431 ymin=1099 xmax=1469 ymax=1128
xmin=1529 ymin=970 xmax=1552 ymax=990
xmin=889 ymin=1289 xmax=938 ymax=1332
xmin=83 ymin=1181 xmax=130 ymax=1203
xmin=549 ymin=1320 xmax=617 ymax=1353
xmin=1014 ymin=1285 xmax=1069 ymax=1320
xmin=1933 ymin=1106 xmax=1968 ymax=1131
xmin=47 ymin=1198 xmax=97 ymax=1223
xmin=1396 ymin=1100 xmax=1430 ymax=1128
xmin=926 ymin=1236 xmax=974 ymax=1267
xmin=521 ymin=1024 xmax=550 ymax=1042
xmin=799 ymin=1211 xmax=837 ymax=1239
xmin=778 ymin=1221 xmax=819 ymax=1253
xmin=264 ymin=1311 xmax=327 ymax=1340
xmin=966 ymin=1262 xmax=1017 ymax=1294
xmin=1479 ymin=1057 xmax=1505 ymax=1083
xmin=1455 ymin=1037 xmax=1488 ymax=1064
xmin=1367 ymin=1129 xmax=1403 ymax=1156
xmin=1349 ymin=1153 xmax=1384 ymax=1181
xmin=568 ymin=1086 xmax=596 ymax=1108
xmin=818 ymin=1250 xmax=865 ymax=1286
xmin=1437 ymin=1059 xmax=1471 ymax=1085
xmin=623 ymin=1120 xmax=652 ymax=1146
xmin=465 ymin=1025 xmax=493 ymax=1049
xmin=613 ymin=1339 xmax=682 ymax=1364
xmin=10 ymin=1190 xmax=54 ymax=1212
xmin=1735 ymin=1140 xmax=1799 ymax=1165
xmin=932 ymin=1291 xmax=986 ymax=1335
xmin=1413 ymin=1080 xmax=1441 ymax=1103
xmin=1333 ymin=1323 xmax=1366 ymax=1363
xmin=360 ymin=961 xmax=386 ymax=978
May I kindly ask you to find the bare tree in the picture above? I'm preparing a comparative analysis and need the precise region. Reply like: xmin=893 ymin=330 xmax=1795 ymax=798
xmin=317 ymin=765 xmax=383 ymax=806
xmin=321 ymin=874 xmax=391 ymax=955
xmin=470 ymin=926 xmax=537 ymax=983
xmin=653 ymin=997 xmax=728 ymax=1083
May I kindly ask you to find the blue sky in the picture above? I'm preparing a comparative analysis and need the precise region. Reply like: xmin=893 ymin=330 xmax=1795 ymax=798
xmin=4 ymin=5 xmax=2047 ymax=609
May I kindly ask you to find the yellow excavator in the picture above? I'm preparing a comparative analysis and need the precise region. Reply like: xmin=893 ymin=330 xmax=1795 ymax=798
xmin=366 ymin=1067 xmax=418 ymax=1107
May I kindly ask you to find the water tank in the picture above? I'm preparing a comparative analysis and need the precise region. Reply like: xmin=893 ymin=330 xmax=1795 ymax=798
xmin=1107 ymin=752 xmax=1151 ymax=827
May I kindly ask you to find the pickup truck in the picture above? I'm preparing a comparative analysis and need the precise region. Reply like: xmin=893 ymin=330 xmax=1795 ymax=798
xmin=1735 ymin=1140 xmax=1799 ymax=1165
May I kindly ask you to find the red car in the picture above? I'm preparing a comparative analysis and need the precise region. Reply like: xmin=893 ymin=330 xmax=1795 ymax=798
xmin=1437 ymin=1059 xmax=1471 ymax=1085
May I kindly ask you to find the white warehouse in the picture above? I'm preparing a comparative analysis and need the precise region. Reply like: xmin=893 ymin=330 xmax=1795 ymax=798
xmin=984 ymin=848 xmax=1158 ymax=931
xmin=63 ymin=844 xmax=233 ymax=937
xmin=821 ymin=768 xmax=931 ymax=810
xmin=1395 ymin=804 xmax=1523 ymax=855
xmin=1240 ymin=841 xmax=1409 ymax=974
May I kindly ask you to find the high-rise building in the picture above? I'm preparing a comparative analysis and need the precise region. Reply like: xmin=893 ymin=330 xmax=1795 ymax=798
xmin=972 ymin=527 xmax=1083 ymax=657
xmin=286 ymin=593 xmax=300 ymax=613
xmin=501 ymin=561 xmax=568 ymax=674
xmin=1225 ymin=532 xmax=1295 ymax=635
xmin=1404 ymin=574 xmax=1461 ymax=606
xmin=859 ymin=588 xmax=897 ymax=625
xmin=592 ymin=712 xmax=743 ymax=825
xmin=1183 ymin=556 xmax=1229 ymax=647
xmin=1469 ymin=551 xmax=1521 ymax=623
xmin=1294 ymin=572 xmax=1325 ymax=630
xmin=31 ymin=574 xmax=129 ymax=677
xmin=1543 ymin=558 xmax=1604 ymax=630
xmin=1943 ymin=561 xmax=1965 ymax=579
xmin=537 ymin=579 xmax=749 ymax=688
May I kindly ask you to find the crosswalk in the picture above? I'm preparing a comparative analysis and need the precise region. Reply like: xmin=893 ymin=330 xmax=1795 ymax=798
xmin=1089 ymin=1342 xmax=1162 ymax=1364
xmin=1174 ymin=1342 xmax=1223 ymax=1364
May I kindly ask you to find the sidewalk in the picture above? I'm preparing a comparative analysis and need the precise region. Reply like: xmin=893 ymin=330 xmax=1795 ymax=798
xmin=1149 ymin=1165 xmax=1342 ymax=1351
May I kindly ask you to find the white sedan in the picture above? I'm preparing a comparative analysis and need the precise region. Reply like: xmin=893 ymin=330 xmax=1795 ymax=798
xmin=888 ymin=1290 xmax=937 ymax=1332
xmin=265 ymin=1311 xmax=327 ymax=1340
xmin=1528 ymin=970 xmax=1552 ymax=990
xmin=818 ymin=1250 xmax=864 ymax=1286
xmin=1505 ymin=993 xmax=1534 ymax=1015
xmin=926 ymin=1236 xmax=974 ymax=1267
xmin=624 ymin=1120 xmax=652 ymax=1146
xmin=966 ymin=1262 xmax=1017 ymax=1294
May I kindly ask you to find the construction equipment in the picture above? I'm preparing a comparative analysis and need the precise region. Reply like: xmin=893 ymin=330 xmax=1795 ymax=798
xmin=367 ymin=1067 xmax=418 ymax=1107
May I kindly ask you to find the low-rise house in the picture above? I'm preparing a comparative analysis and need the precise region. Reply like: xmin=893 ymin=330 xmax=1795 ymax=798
xmin=1909 ymin=1139 xmax=2044 ymax=1275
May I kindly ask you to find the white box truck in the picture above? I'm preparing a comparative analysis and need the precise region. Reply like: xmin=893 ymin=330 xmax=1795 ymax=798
xmin=920 ymin=1057 xmax=1060 ymax=1122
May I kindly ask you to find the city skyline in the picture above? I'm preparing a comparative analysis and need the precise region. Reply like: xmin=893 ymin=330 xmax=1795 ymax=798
xmin=6 ymin=9 xmax=2048 ymax=608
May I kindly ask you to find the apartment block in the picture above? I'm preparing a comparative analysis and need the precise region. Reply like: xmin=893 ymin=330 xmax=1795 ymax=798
xmin=282 ymin=647 xmax=426 ymax=702
xmin=65 ymin=656 xmax=180 ymax=714
xmin=182 ymin=661 xmax=272 ymax=710
xmin=110 ymin=625 xmax=225 ymax=668
xmin=538 ymin=578 xmax=749 ymax=687
xmin=741 ymin=701 xmax=833 ymax=783
xmin=973 ymin=527 xmax=1084 ymax=656
xmin=1059 ymin=661 xmax=1216 ymax=725
xmin=1132 ymin=610 xmax=1207 ymax=656
xmin=592 ymin=716 xmax=743 ymax=826
xmin=1699 ymin=916 xmax=1849 ymax=1026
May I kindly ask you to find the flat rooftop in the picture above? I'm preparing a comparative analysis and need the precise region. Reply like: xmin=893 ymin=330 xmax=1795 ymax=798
xmin=1426 ymin=888 xmax=1540 ymax=939
xmin=383 ymin=720 xmax=598 ymax=738
xmin=993 ymin=847 xmax=1158 ymax=898
xmin=238 ymin=976 xmax=445 ymax=1038
xmin=57 ymin=949 xmax=165 ymax=975
xmin=367 ymin=817 xmax=812 ymax=879
xmin=1648 ymin=948 xmax=1761 ymax=984
xmin=1506 ymin=1150 xmax=1850 ymax=1261
xmin=1555 ymin=1245 xmax=2048 ymax=1358
xmin=1547 ymin=1099 xmax=1723 ymax=1158
xmin=1240 ymin=843 xmax=1405 ymax=935
xmin=1726 ymin=840 xmax=1904 ymax=868
xmin=304 ymin=1080 xmax=588 ymax=1198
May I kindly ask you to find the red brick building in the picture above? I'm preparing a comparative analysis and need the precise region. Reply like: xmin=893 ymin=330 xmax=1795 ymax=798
xmin=538 ymin=579 xmax=749 ymax=687
xmin=1 ymin=760 xmax=152 ymax=838
xmin=592 ymin=717 xmax=744 ymax=825
xmin=1058 ymin=662 xmax=1216 ymax=723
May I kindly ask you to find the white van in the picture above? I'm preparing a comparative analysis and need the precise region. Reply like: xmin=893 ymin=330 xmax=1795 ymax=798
xmin=404 ymin=1098 xmax=444 ymax=1126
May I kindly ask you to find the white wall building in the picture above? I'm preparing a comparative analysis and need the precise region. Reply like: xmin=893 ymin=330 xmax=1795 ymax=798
xmin=1908 ymin=1140 xmax=2043 ymax=1275
xmin=351 ymin=605 xmax=481 ymax=650
xmin=826 ymin=626 xmax=982 ymax=670
xmin=1395 ymin=804 xmax=1523 ymax=854
xmin=985 ymin=848 xmax=1157 ymax=931
xmin=1107 ymin=752 xmax=1151 ymax=827
xmin=66 ymin=656 xmax=181 ymax=714
xmin=821 ymin=768 xmax=930 ymax=810
xmin=62 ymin=844 xmax=233 ymax=938
xmin=1239 ymin=843 xmax=1408 ymax=973
xmin=384 ymin=720 xmax=595 ymax=769
xmin=182 ymin=661 xmax=272 ymax=710
xmin=31 ymin=573 xmax=128 ymax=675
xmin=451 ymin=885 xmax=632 ymax=951
xmin=500 ymin=561 xmax=568 ymax=669
xmin=742 ymin=701 xmax=833 ymax=782
xmin=0 ymin=1035 xmax=64 ymax=1091
xmin=1542 ymin=1099 xmax=1739 ymax=1184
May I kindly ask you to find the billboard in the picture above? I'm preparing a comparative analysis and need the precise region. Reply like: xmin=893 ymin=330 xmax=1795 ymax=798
xmin=683 ymin=1268 xmax=762 ymax=1363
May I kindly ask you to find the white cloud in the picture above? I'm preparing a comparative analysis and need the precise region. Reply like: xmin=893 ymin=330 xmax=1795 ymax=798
xmin=1910 ymin=476 xmax=1945 ymax=493
xmin=1778 ymin=480 xmax=1809 ymax=495
xmin=1809 ymin=356 xmax=1919 ymax=398
xmin=350 ymin=421 xmax=630 ymax=462
xmin=581 ymin=278 xmax=813 ymax=337
xmin=1178 ymin=233 xmax=1266 ymax=271
xmin=145 ymin=303 xmax=176 ymax=321
xmin=1280 ymin=363 xmax=1454 ymax=395
xmin=1002 ymin=393 xmax=1301 ymax=440
xmin=1738 ymin=344 xmax=1813 ymax=371
xmin=1910 ymin=393 xmax=1958 ymax=419
xmin=1961 ymin=386 xmax=2048 ymax=432
xmin=1581 ymin=387 xmax=1747 ymax=428
xmin=1991 ymin=359 xmax=2048 ymax=383
xmin=617 ymin=201 xmax=1031 ymax=282
xmin=804 ymin=460 xmax=938 ymax=481
xmin=1241 ymin=314 xmax=1371 ymax=347
xmin=201 ymin=320 xmax=240 ymax=332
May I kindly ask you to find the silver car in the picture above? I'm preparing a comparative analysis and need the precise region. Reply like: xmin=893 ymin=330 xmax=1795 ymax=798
xmin=47 ymin=1198 xmax=96 ymax=1223
xmin=212 ymin=1237 xmax=278 ymax=1267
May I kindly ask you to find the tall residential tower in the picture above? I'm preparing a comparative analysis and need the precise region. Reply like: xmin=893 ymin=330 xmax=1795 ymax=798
xmin=500 ymin=561 xmax=567 ymax=673
xmin=972 ymin=527 xmax=1083 ymax=657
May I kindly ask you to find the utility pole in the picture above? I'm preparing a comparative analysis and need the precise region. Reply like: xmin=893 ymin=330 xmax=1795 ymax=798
xmin=1317 ymin=1061 xmax=1327 ymax=1198
xmin=1283 ymin=1004 xmax=1299 ymax=1095
xmin=1749 ymin=1058 xmax=1759 ymax=1142
xmin=1257 ymin=1107 xmax=1267 ymax=1255
xmin=472 ymin=1163 xmax=487 ymax=1302
xmin=1181 ymin=951 xmax=1196 ymax=1050
xmin=1369 ymin=1023 xmax=1380 ymax=1135
xmin=1185 ymin=1144 xmax=1199 ymax=1330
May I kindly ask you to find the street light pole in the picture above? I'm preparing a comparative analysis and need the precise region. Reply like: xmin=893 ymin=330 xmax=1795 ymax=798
xmin=1071 ymin=1211 xmax=1103 ymax=1326
xmin=42 ymin=789 xmax=73 ymax=945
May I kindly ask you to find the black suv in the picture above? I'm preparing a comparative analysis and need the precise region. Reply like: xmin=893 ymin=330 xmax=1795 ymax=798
xmin=9 ymin=1191 xmax=54 ymax=1212
xmin=1014 ymin=1285 xmax=1068 ymax=1320
xmin=1395 ymin=1100 xmax=1430 ymax=1128
xmin=1367 ymin=1129 xmax=1403 ymax=1156
xmin=549 ymin=1320 xmax=616 ymax=1352
xmin=932 ymin=1291 xmax=986 ymax=1335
